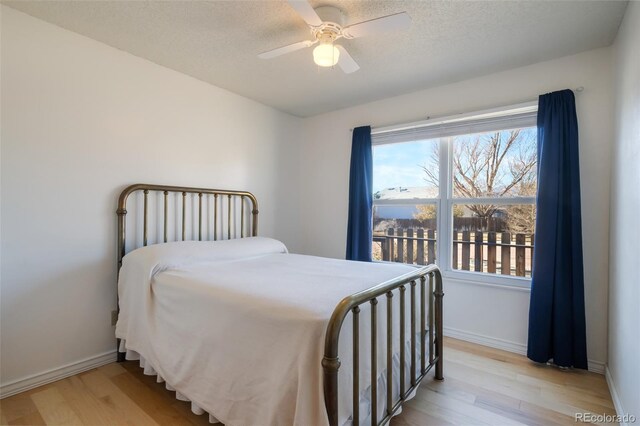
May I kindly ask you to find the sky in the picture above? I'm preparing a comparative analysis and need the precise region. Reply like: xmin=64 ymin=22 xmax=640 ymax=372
xmin=373 ymin=127 xmax=537 ymax=196
xmin=373 ymin=139 xmax=439 ymax=193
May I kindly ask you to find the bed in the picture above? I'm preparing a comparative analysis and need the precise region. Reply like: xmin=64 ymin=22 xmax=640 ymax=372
xmin=115 ymin=184 xmax=444 ymax=426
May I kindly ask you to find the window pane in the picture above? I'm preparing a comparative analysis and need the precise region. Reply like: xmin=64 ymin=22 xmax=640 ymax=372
xmin=451 ymin=127 xmax=537 ymax=198
xmin=372 ymin=204 xmax=437 ymax=265
xmin=373 ymin=139 xmax=439 ymax=200
xmin=451 ymin=203 xmax=535 ymax=277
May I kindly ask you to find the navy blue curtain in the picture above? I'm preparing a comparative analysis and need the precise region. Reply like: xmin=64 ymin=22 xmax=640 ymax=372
xmin=527 ymin=89 xmax=587 ymax=369
xmin=346 ymin=126 xmax=373 ymax=261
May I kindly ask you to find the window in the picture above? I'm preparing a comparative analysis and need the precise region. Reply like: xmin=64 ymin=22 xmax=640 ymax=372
xmin=372 ymin=104 xmax=537 ymax=284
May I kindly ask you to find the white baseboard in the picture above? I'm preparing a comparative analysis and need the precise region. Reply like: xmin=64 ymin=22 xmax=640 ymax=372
xmin=444 ymin=326 xmax=528 ymax=355
xmin=588 ymin=360 xmax=605 ymax=374
xmin=605 ymin=365 xmax=630 ymax=426
xmin=0 ymin=330 xmax=607 ymax=399
xmin=0 ymin=350 xmax=117 ymax=399
xmin=444 ymin=326 xmax=605 ymax=374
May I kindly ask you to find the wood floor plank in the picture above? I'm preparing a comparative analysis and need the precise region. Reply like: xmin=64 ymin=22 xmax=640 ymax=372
xmin=518 ymin=373 xmax=615 ymax=409
xmin=0 ymin=393 xmax=39 ymax=423
xmin=445 ymin=360 xmax=607 ymax=422
xmin=446 ymin=339 xmax=609 ymax=394
xmin=411 ymin=386 xmax=526 ymax=426
xmin=116 ymin=364 xmax=213 ymax=425
xmin=421 ymin=377 xmax=478 ymax=406
xmin=6 ymin=411 xmax=46 ymax=426
xmin=110 ymin=368 xmax=197 ymax=425
xmin=446 ymin=347 xmax=521 ymax=380
xmin=428 ymin=375 xmax=521 ymax=412
xmin=168 ymin=400 xmax=214 ymax=426
xmin=80 ymin=370 xmax=159 ymax=426
xmin=30 ymin=387 xmax=83 ymax=425
xmin=517 ymin=400 xmax=588 ymax=426
xmin=538 ymin=388 xmax=617 ymax=416
xmin=404 ymin=395 xmax=493 ymax=425
xmin=56 ymin=376 xmax=128 ymax=425
xmin=445 ymin=359 xmax=543 ymax=403
xmin=97 ymin=362 xmax=128 ymax=378
xmin=394 ymin=404 xmax=457 ymax=426
xmin=1 ymin=338 xmax=616 ymax=426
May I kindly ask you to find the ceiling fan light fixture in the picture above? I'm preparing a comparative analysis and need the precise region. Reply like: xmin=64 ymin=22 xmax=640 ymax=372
xmin=259 ymin=1 xmax=411 ymax=73
xmin=313 ymin=43 xmax=340 ymax=67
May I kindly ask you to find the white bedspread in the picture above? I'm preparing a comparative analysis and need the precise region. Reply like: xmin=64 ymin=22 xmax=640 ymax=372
xmin=116 ymin=238 xmax=424 ymax=426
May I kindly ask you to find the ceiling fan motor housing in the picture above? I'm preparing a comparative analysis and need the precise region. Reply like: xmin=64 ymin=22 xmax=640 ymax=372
xmin=314 ymin=6 xmax=345 ymax=26
xmin=311 ymin=6 xmax=349 ymax=41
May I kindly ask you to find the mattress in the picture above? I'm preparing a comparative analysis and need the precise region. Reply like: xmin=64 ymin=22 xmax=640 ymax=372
xmin=116 ymin=237 xmax=428 ymax=426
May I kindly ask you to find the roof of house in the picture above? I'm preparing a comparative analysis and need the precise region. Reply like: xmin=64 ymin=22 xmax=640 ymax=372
xmin=374 ymin=186 xmax=438 ymax=200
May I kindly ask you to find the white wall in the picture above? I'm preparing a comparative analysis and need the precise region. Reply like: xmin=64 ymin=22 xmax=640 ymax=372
xmin=0 ymin=6 xmax=301 ymax=389
xmin=299 ymin=48 xmax=613 ymax=369
xmin=609 ymin=0 xmax=640 ymax=420
xmin=0 ymin=1 xmax=625 ymax=397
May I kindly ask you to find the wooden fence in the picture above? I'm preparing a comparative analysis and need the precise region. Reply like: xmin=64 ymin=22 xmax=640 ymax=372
xmin=373 ymin=228 xmax=534 ymax=277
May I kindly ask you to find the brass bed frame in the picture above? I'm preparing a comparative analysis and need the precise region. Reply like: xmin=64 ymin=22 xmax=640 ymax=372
xmin=116 ymin=184 xmax=444 ymax=426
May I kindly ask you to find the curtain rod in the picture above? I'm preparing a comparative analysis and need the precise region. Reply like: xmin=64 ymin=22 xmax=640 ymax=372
xmin=349 ymin=86 xmax=584 ymax=132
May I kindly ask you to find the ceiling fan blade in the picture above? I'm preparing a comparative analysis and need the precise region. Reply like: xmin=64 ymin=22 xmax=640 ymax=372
xmin=336 ymin=45 xmax=360 ymax=74
xmin=258 ymin=40 xmax=315 ymax=59
xmin=287 ymin=0 xmax=323 ymax=27
xmin=342 ymin=12 xmax=411 ymax=39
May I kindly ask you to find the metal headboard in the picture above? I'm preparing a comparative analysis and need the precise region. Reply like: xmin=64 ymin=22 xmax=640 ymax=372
xmin=116 ymin=184 xmax=259 ymax=272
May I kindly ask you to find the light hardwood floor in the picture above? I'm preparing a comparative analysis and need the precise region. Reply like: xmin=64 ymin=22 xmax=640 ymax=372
xmin=0 ymin=338 xmax=616 ymax=425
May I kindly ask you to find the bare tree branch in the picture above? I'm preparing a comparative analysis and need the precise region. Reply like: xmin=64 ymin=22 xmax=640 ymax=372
xmin=438 ymin=130 xmax=537 ymax=222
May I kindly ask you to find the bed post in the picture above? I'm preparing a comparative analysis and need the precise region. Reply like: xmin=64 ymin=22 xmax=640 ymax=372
xmin=321 ymin=357 xmax=341 ymax=426
xmin=434 ymin=269 xmax=444 ymax=380
xmin=322 ymin=296 xmax=351 ymax=426
xmin=116 ymin=197 xmax=128 ymax=363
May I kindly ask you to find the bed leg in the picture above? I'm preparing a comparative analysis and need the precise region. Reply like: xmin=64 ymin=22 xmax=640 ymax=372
xmin=434 ymin=273 xmax=444 ymax=381
xmin=322 ymin=356 xmax=340 ymax=426
xmin=116 ymin=338 xmax=126 ymax=363
xmin=435 ymin=341 xmax=444 ymax=380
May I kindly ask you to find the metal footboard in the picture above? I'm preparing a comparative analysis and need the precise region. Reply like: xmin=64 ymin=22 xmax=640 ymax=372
xmin=322 ymin=265 xmax=444 ymax=426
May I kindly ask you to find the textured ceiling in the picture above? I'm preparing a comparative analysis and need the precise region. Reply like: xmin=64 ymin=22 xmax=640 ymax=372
xmin=4 ymin=1 xmax=628 ymax=117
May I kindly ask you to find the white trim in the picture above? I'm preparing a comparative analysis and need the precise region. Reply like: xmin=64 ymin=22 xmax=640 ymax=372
xmin=372 ymin=111 xmax=538 ymax=145
xmin=372 ymin=101 xmax=538 ymax=135
xmin=443 ymin=269 xmax=532 ymax=289
xmin=373 ymin=198 xmax=438 ymax=206
xmin=0 ymin=341 xmax=607 ymax=402
xmin=451 ymin=197 xmax=536 ymax=205
xmin=444 ymin=326 xmax=527 ymax=355
xmin=444 ymin=327 xmax=605 ymax=374
xmin=372 ymin=106 xmax=538 ymax=288
xmin=441 ymin=137 xmax=453 ymax=281
xmin=587 ymin=360 xmax=605 ymax=375
xmin=0 ymin=350 xmax=117 ymax=399
xmin=605 ymin=365 xmax=629 ymax=425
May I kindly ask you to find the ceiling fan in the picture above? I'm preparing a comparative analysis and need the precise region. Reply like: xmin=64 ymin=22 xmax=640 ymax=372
xmin=258 ymin=0 xmax=411 ymax=73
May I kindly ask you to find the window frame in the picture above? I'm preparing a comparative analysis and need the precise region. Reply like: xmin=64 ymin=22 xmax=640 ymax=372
xmin=371 ymin=102 xmax=538 ymax=288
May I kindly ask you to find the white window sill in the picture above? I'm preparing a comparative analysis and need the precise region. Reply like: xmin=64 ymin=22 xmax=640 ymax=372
xmin=442 ymin=269 xmax=531 ymax=291
xmin=373 ymin=260 xmax=532 ymax=292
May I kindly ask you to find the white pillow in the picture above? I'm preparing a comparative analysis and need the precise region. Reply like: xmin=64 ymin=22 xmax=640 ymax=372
xmin=122 ymin=237 xmax=288 ymax=270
